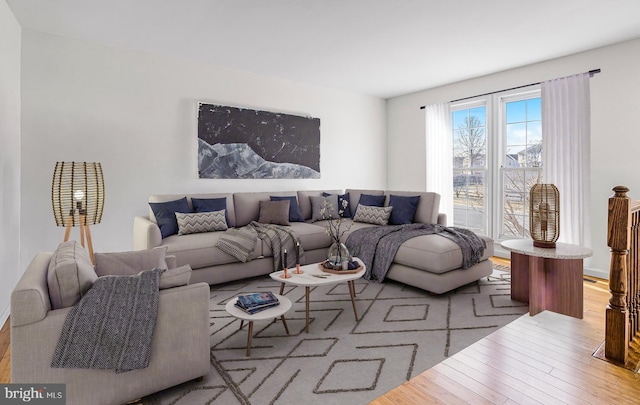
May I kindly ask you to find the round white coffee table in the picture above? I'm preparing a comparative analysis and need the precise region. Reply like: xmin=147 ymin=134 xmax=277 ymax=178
xmin=269 ymin=258 xmax=366 ymax=333
xmin=225 ymin=293 xmax=292 ymax=356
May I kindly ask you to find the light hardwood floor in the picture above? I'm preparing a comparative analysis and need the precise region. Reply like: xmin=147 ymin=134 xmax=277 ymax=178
xmin=371 ymin=263 xmax=640 ymax=405
xmin=1 ymin=259 xmax=638 ymax=405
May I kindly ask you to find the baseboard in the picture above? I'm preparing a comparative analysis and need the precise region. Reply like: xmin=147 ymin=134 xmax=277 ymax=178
xmin=584 ymin=266 xmax=608 ymax=280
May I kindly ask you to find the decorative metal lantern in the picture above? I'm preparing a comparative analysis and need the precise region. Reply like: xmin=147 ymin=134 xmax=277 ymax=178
xmin=529 ymin=183 xmax=559 ymax=248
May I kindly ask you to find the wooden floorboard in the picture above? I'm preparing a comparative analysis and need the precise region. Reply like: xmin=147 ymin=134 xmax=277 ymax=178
xmin=2 ymin=260 xmax=640 ymax=404
xmin=371 ymin=260 xmax=640 ymax=405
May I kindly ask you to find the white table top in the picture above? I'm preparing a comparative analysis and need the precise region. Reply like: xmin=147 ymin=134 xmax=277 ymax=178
xmin=501 ymin=239 xmax=592 ymax=259
xmin=225 ymin=293 xmax=292 ymax=321
xmin=269 ymin=257 xmax=366 ymax=286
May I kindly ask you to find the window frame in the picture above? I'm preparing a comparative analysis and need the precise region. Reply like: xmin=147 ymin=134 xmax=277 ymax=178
xmin=449 ymin=86 xmax=541 ymax=245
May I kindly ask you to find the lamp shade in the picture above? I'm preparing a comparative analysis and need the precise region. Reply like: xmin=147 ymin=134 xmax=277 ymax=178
xmin=529 ymin=183 xmax=559 ymax=248
xmin=52 ymin=162 xmax=105 ymax=227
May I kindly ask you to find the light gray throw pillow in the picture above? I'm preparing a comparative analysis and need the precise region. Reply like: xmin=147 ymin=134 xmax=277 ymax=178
xmin=258 ymin=200 xmax=290 ymax=225
xmin=158 ymin=265 xmax=192 ymax=289
xmin=310 ymin=194 xmax=339 ymax=222
xmin=353 ymin=205 xmax=393 ymax=225
xmin=47 ymin=241 xmax=98 ymax=309
xmin=94 ymin=247 xmax=168 ymax=277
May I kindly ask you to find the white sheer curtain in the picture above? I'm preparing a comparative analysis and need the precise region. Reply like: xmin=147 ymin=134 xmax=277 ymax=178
xmin=425 ymin=103 xmax=453 ymax=224
xmin=541 ymin=73 xmax=591 ymax=247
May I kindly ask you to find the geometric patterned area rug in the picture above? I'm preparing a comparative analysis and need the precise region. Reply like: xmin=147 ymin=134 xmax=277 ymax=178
xmin=141 ymin=268 xmax=527 ymax=405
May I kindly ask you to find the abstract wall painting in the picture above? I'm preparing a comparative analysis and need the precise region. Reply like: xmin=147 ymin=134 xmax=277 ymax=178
xmin=197 ymin=103 xmax=321 ymax=179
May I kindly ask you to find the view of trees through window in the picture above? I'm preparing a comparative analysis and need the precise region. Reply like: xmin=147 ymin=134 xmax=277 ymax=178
xmin=451 ymin=92 xmax=542 ymax=241
xmin=452 ymin=107 xmax=487 ymax=235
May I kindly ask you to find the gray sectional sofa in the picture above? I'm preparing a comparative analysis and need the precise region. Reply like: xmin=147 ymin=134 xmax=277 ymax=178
xmin=133 ymin=189 xmax=494 ymax=294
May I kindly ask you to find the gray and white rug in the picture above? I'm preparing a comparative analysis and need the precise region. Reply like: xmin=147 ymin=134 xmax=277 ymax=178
xmin=142 ymin=269 xmax=526 ymax=405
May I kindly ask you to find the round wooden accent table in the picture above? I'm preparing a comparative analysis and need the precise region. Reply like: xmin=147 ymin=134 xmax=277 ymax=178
xmin=501 ymin=239 xmax=592 ymax=319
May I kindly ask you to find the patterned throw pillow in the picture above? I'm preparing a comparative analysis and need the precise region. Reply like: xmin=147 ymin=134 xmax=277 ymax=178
xmin=353 ymin=205 xmax=393 ymax=226
xmin=176 ymin=210 xmax=228 ymax=235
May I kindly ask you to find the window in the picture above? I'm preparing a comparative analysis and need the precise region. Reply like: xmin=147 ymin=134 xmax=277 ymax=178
xmin=451 ymin=88 xmax=541 ymax=242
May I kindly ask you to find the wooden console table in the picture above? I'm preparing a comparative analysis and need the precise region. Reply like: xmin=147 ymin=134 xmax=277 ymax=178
xmin=500 ymin=239 xmax=592 ymax=319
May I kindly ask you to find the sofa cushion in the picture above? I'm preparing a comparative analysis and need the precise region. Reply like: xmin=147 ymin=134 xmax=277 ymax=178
xmin=149 ymin=197 xmax=190 ymax=238
xmin=258 ymin=200 xmax=290 ymax=225
xmin=158 ymin=265 xmax=192 ymax=289
xmin=270 ymin=196 xmax=305 ymax=222
xmin=310 ymin=194 xmax=339 ymax=222
xmin=388 ymin=194 xmax=421 ymax=225
xmin=353 ymin=205 xmax=393 ymax=225
xmin=289 ymin=222 xmax=333 ymax=251
xmin=176 ymin=211 xmax=228 ymax=235
xmin=47 ymin=241 xmax=98 ymax=309
xmin=322 ymin=192 xmax=352 ymax=218
xmin=394 ymin=234 xmax=494 ymax=274
xmin=191 ymin=197 xmax=230 ymax=225
xmin=161 ymin=232 xmax=263 ymax=268
xmin=94 ymin=247 xmax=168 ymax=276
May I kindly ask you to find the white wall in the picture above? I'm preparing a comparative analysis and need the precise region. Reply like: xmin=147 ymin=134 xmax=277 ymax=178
xmin=387 ymin=38 xmax=640 ymax=279
xmin=0 ymin=0 xmax=21 ymax=326
xmin=19 ymin=30 xmax=387 ymax=267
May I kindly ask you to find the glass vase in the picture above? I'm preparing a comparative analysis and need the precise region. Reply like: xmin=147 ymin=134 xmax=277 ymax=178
xmin=327 ymin=242 xmax=350 ymax=268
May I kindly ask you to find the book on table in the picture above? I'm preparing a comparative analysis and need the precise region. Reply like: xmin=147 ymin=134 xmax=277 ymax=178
xmin=235 ymin=292 xmax=280 ymax=314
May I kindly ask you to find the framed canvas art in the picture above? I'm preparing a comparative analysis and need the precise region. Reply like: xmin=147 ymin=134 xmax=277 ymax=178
xmin=197 ymin=103 xmax=321 ymax=179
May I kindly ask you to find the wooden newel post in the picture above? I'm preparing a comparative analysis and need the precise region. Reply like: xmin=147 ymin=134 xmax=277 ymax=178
xmin=606 ymin=185 xmax=631 ymax=364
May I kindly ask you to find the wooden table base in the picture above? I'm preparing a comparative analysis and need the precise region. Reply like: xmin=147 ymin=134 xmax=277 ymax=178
xmin=510 ymin=252 xmax=584 ymax=319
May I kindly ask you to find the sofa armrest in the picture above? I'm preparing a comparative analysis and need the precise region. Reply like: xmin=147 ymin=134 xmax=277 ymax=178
xmin=133 ymin=216 xmax=162 ymax=251
xmin=437 ymin=213 xmax=447 ymax=226
xmin=11 ymin=252 xmax=53 ymax=327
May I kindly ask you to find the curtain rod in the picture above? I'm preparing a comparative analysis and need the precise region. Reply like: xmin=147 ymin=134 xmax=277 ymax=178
xmin=419 ymin=68 xmax=601 ymax=109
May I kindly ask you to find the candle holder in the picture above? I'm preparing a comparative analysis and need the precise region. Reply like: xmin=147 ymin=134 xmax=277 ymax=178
xmin=294 ymin=263 xmax=303 ymax=274
xmin=280 ymin=266 xmax=292 ymax=279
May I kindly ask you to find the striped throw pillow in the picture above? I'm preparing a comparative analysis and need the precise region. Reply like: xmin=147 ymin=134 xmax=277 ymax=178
xmin=353 ymin=205 xmax=393 ymax=226
xmin=176 ymin=210 xmax=228 ymax=235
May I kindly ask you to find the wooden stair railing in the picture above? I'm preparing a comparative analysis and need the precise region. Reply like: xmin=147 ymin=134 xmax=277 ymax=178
xmin=606 ymin=186 xmax=640 ymax=366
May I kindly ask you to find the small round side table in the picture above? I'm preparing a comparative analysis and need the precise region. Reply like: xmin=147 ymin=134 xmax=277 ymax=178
xmin=225 ymin=293 xmax=292 ymax=356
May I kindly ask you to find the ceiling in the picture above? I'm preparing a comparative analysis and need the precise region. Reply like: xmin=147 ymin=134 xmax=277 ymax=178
xmin=7 ymin=0 xmax=640 ymax=98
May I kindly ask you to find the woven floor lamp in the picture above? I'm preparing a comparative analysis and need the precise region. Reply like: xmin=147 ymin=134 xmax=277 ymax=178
xmin=51 ymin=162 xmax=105 ymax=264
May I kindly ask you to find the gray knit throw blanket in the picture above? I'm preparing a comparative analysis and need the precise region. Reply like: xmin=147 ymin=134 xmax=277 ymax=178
xmin=215 ymin=221 xmax=304 ymax=271
xmin=346 ymin=224 xmax=486 ymax=283
xmin=51 ymin=268 xmax=164 ymax=373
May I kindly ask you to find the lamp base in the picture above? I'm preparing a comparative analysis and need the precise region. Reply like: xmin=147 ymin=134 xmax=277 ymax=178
xmin=533 ymin=240 xmax=556 ymax=248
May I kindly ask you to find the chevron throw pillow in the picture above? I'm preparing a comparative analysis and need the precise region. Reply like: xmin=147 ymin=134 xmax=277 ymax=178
xmin=353 ymin=205 xmax=393 ymax=226
xmin=176 ymin=210 xmax=228 ymax=235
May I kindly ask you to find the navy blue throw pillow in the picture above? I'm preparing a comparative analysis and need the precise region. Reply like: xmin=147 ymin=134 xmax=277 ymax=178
xmin=149 ymin=197 xmax=190 ymax=238
xmin=192 ymin=197 xmax=229 ymax=225
xmin=388 ymin=195 xmax=421 ymax=225
xmin=355 ymin=193 xmax=385 ymax=217
xmin=270 ymin=196 xmax=305 ymax=222
xmin=322 ymin=192 xmax=352 ymax=218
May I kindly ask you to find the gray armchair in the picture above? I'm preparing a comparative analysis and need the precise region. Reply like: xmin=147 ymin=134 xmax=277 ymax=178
xmin=11 ymin=247 xmax=210 ymax=405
